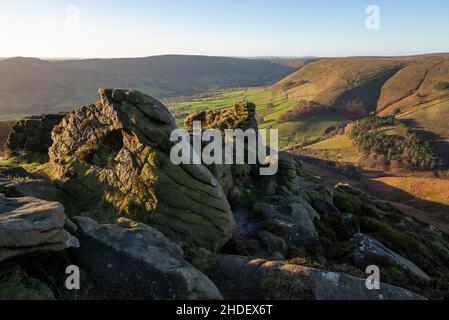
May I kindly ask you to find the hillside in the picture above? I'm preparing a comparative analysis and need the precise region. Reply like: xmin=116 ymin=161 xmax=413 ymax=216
xmin=274 ymin=54 xmax=449 ymax=115
xmin=167 ymin=54 xmax=449 ymax=156
xmin=167 ymin=87 xmax=349 ymax=146
xmin=274 ymin=57 xmax=404 ymax=117
xmin=271 ymin=57 xmax=322 ymax=69
xmin=0 ymin=55 xmax=294 ymax=118
xmin=273 ymin=54 xmax=449 ymax=157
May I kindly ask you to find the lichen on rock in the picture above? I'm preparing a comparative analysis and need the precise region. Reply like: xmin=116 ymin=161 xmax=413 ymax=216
xmin=184 ymin=102 xmax=258 ymax=131
xmin=210 ymin=255 xmax=426 ymax=300
xmin=48 ymin=89 xmax=235 ymax=252
xmin=71 ymin=216 xmax=223 ymax=300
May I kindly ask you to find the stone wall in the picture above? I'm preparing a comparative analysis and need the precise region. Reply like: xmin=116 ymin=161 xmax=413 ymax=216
xmin=5 ymin=114 xmax=65 ymax=155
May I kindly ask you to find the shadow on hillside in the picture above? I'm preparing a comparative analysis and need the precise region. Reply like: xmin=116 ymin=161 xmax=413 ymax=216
xmin=358 ymin=177 xmax=449 ymax=235
xmin=302 ymin=161 xmax=449 ymax=235
xmin=402 ymin=119 xmax=449 ymax=163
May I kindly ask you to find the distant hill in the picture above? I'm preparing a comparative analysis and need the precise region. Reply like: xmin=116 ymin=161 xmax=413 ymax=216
xmin=273 ymin=54 xmax=449 ymax=116
xmin=271 ymin=54 xmax=449 ymax=157
xmin=0 ymin=55 xmax=295 ymax=116
xmin=271 ymin=57 xmax=322 ymax=69
xmin=166 ymin=54 xmax=449 ymax=159
xmin=273 ymin=57 xmax=405 ymax=116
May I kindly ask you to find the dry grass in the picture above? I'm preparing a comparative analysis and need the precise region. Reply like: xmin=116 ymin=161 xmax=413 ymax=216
xmin=271 ymin=54 xmax=449 ymax=159
xmin=371 ymin=176 xmax=449 ymax=206
xmin=304 ymin=135 xmax=360 ymax=163
xmin=273 ymin=57 xmax=404 ymax=113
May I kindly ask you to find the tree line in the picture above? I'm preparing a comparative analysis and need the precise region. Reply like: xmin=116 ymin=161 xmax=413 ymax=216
xmin=349 ymin=116 xmax=443 ymax=170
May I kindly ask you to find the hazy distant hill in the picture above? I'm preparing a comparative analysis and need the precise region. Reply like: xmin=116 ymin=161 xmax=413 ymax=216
xmin=0 ymin=55 xmax=294 ymax=116
xmin=271 ymin=57 xmax=322 ymax=69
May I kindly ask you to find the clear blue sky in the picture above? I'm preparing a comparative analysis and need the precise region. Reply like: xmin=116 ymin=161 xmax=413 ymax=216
xmin=0 ymin=0 xmax=448 ymax=58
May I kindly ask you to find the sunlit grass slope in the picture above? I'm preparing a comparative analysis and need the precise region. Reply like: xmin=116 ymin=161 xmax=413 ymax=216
xmin=166 ymin=87 xmax=349 ymax=147
xmin=371 ymin=176 xmax=449 ymax=207
xmin=304 ymin=134 xmax=360 ymax=163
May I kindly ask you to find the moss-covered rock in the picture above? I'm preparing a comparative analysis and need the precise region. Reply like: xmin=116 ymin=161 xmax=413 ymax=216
xmin=48 ymin=89 xmax=235 ymax=252
xmin=184 ymin=102 xmax=258 ymax=131
xmin=350 ymin=233 xmax=430 ymax=281
xmin=71 ymin=217 xmax=223 ymax=300
xmin=333 ymin=189 xmax=380 ymax=219
xmin=260 ymin=268 xmax=313 ymax=300
xmin=330 ymin=182 xmax=449 ymax=297
xmin=210 ymin=255 xmax=426 ymax=300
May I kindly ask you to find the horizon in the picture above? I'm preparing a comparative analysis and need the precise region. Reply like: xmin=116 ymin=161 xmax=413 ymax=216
xmin=1 ymin=0 xmax=449 ymax=58
xmin=2 ymin=51 xmax=449 ymax=61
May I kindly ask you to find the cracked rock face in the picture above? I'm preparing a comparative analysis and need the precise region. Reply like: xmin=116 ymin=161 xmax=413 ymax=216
xmin=0 ymin=194 xmax=78 ymax=263
xmin=5 ymin=113 xmax=65 ymax=155
xmin=72 ymin=217 xmax=222 ymax=300
xmin=48 ymin=88 xmax=235 ymax=252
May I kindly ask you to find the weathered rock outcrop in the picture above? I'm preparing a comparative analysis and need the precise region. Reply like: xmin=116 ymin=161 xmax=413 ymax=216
xmin=0 ymin=167 xmax=65 ymax=202
xmin=350 ymin=233 xmax=430 ymax=281
xmin=256 ymin=196 xmax=320 ymax=250
xmin=183 ymin=101 xmax=262 ymax=200
xmin=183 ymin=103 xmax=324 ymax=202
xmin=226 ymin=197 xmax=321 ymax=260
xmin=72 ymin=217 xmax=222 ymax=300
xmin=211 ymin=255 xmax=426 ymax=300
xmin=183 ymin=104 xmax=328 ymax=256
xmin=184 ymin=102 xmax=258 ymax=131
xmin=275 ymin=152 xmax=301 ymax=194
xmin=0 ymin=194 xmax=78 ymax=262
xmin=5 ymin=114 xmax=65 ymax=155
xmin=48 ymin=89 xmax=235 ymax=252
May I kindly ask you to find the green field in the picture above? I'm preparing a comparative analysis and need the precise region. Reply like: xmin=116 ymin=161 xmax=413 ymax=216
xmin=272 ymin=114 xmax=346 ymax=146
xmin=304 ymin=134 xmax=360 ymax=163
xmin=167 ymin=87 xmax=289 ymax=125
xmin=166 ymin=87 xmax=348 ymax=147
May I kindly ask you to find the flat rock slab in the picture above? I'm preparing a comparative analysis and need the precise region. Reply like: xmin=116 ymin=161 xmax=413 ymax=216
xmin=72 ymin=217 xmax=222 ymax=300
xmin=0 ymin=174 xmax=66 ymax=202
xmin=212 ymin=255 xmax=426 ymax=300
xmin=0 ymin=194 xmax=78 ymax=262
xmin=350 ymin=233 xmax=430 ymax=281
